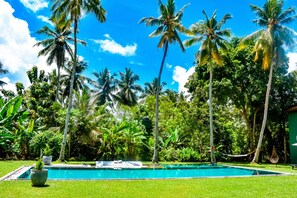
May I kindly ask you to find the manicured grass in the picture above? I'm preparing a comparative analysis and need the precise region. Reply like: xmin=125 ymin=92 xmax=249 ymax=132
xmin=1 ymin=175 xmax=297 ymax=197
xmin=0 ymin=160 xmax=35 ymax=178
xmin=1 ymin=161 xmax=297 ymax=198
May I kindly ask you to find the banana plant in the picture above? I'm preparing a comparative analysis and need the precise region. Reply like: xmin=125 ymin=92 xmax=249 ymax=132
xmin=0 ymin=96 xmax=29 ymax=157
xmin=164 ymin=128 xmax=182 ymax=149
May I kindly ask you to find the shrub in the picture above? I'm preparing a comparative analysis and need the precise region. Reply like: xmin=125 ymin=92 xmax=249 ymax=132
xmin=178 ymin=147 xmax=199 ymax=162
xmin=159 ymin=147 xmax=179 ymax=161
xmin=30 ymin=130 xmax=62 ymax=159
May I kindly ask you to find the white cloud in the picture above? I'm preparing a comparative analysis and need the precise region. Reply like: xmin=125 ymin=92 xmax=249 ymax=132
xmin=0 ymin=0 xmax=54 ymax=87
xmin=129 ymin=61 xmax=143 ymax=66
xmin=37 ymin=15 xmax=53 ymax=26
xmin=20 ymin=0 xmax=48 ymax=12
xmin=103 ymin=34 xmax=111 ymax=39
xmin=0 ymin=77 xmax=17 ymax=93
xmin=94 ymin=34 xmax=137 ymax=57
xmin=172 ymin=66 xmax=195 ymax=94
xmin=288 ymin=52 xmax=297 ymax=72
xmin=166 ymin=63 xmax=172 ymax=69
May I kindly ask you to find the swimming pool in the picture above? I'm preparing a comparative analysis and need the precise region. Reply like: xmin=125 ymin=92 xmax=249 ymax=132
xmin=17 ymin=164 xmax=283 ymax=180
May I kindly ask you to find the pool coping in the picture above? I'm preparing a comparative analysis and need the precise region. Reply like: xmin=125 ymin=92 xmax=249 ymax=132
xmin=0 ymin=166 xmax=31 ymax=181
xmin=225 ymin=165 xmax=292 ymax=176
xmin=0 ymin=163 xmax=94 ymax=181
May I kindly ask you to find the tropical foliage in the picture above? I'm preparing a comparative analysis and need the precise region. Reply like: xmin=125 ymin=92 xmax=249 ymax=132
xmin=0 ymin=0 xmax=296 ymax=165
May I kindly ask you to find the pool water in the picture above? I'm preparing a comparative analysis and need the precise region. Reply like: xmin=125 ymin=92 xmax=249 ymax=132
xmin=18 ymin=164 xmax=281 ymax=180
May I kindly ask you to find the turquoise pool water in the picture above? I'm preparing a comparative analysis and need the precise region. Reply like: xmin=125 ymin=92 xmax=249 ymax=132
xmin=18 ymin=164 xmax=281 ymax=180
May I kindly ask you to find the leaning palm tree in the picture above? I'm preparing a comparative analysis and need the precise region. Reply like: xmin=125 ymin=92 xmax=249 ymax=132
xmin=89 ymin=68 xmax=117 ymax=107
xmin=184 ymin=10 xmax=232 ymax=164
xmin=51 ymin=0 xmax=106 ymax=161
xmin=34 ymin=17 xmax=85 ymax=102
xmin=114 ymin=68 xmax=143 ymax=107
xmin=139 ymin=0 xmax=191 ymax=163
xmin=241 ymin=0 xmax=296 ymax=163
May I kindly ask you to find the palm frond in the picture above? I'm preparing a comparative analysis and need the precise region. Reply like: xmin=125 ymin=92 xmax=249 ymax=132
xmin=202 ymin=10 xmax=211 ymax=28
xmin=279 ymin=15 xmax=297 ymax=24
xmin=239 ymin=30 xmax=264 ymax=49
xmin=139 ymin=17 xmax=163 ymax=26
xmin=278 ymin=7 xmax=296 ymax=22
xmin=184 ymin=36 xmax=203 ymax=47
xmin=216 ymin=13 xmax=232 ymax=30
xmin=216 ymin=29 xmax=231 ymax=37
xmin=175 ymin=3 xmax=190 ymax=21
xmin=198 ymin=39 xmax=211 ymax=65
xmin=250 ymin=4 xmax=268 ymax=20
xmin=175 ymin=23 xmax=193 ymax=36
xmin=173 ymin=30 xmax=185 ymax=52
xmin=149 ymin=26 xmax=164 ymax=37
xmin=253 ymin=18 xmax=268 ymax=27
xmin=211 ymin=44 xmax=222 ymax=66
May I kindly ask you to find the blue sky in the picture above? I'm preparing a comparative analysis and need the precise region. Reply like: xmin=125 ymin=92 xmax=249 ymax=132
xmin=0 ymin=0 xmax=296 ymax=93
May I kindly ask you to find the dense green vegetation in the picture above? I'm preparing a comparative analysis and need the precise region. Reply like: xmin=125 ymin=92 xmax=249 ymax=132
xmin=0 ymin=0 xmax=297 ymax=165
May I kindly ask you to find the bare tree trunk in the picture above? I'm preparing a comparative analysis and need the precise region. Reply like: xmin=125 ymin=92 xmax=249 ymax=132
xmin=209 ymin=64 xmax=216 ymax=164
xmin=282 ymin=118 xmax=287 ymax=162
xmin=152 ymin=42 xmax=168 ymax=163
xmin=250 ymin=107 xmax=260 ymax=160
xmin=59 ymin=19 xmax=78 ymax=162
xmin=241 ymin=107 xmax=253 ymax=161
xmin=252 ymin=64 xmax=274 ymax=163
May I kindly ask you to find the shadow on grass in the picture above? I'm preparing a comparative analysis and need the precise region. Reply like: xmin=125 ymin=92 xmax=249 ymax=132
xmin=32 ymin=184 xmax=50 ymax=188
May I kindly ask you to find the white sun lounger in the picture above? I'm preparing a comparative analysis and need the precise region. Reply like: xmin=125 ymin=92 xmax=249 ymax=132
xmin=96 ymin=161 xmax=144 ymax=169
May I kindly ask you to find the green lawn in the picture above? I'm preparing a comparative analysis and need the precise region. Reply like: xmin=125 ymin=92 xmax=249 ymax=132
xmin=1 ymin=161 xmax=297 ymax=198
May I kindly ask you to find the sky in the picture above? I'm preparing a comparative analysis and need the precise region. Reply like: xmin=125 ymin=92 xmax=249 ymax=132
xmin=0 ymin=0 xmax=297 ymax=94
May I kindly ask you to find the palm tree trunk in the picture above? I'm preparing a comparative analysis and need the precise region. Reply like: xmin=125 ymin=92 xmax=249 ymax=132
xmin=55 ymin=66 xmax=61 ymax=102
xmin=241 ymin=107 xmax=253 ymax=160
xmin=209 ymin=64 xmax=216 ymax=164
xmin=252 ymin=63 xmax=274 ymax=163
xmin=59 ymin=19 xmax=78 ymax=161
xmin=55 ymin=55 xmax=63 ymax=102
xmin=152 ymin=41 xmax=168 ymax=163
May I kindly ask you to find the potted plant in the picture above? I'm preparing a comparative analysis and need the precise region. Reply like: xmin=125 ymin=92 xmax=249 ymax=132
xmin=42 ymin=144 xmax=52 ymax=165
xmin=30 ymin=158 xmax=48 ymax=187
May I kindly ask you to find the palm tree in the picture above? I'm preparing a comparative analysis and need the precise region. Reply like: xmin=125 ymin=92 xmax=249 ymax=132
xmin=0 ymin=61 xmax=8 ymax=87
xmin=114 ymin=68 xmax=143 ymax=106
xmin=52 ymin=0 xmax=106 ymax=161
xmin=60 ymin=58 xmax=90 ymax=102
xmin=140 ymin=78 xmax=166 ymax=98
xmin=34 ymin=17 xmax=85 ymax=102
xmin=241 ymin=0 xmax=296 ymax=163
xmin=184 ymin=11 xmax=232 ymax=164
xmin=89 ymin=68 xmax=117 ymax=107
xmin=139 ymin=0 xmax=191 ymax=163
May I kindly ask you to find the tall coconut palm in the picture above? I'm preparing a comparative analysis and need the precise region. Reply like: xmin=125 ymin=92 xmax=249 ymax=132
xmin=114 ymin=68 xmax=143 ymax=107
xmin=51 ymin=0 xmax=106 ymax=161
xmin=184 ymin=10 xmax=232 ymax=164
xmin=34 ymin=17 xmax=84 ymax=102
xmin=241 ymin=0 xmax=296 ymax=163
xmin=89 ymin=68 xmax=117 ymax=107
xmin=139 ymin=0 xmax=191 ymax=163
